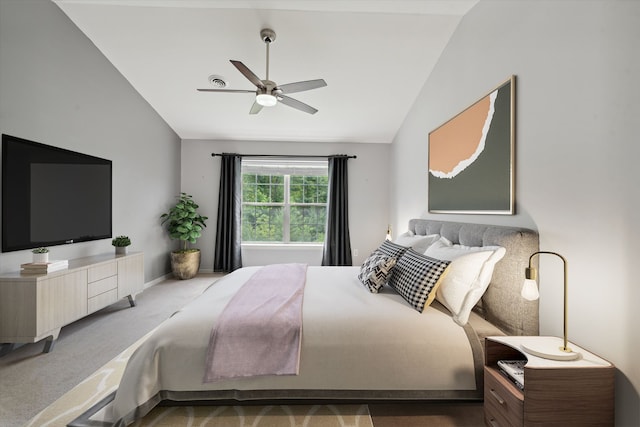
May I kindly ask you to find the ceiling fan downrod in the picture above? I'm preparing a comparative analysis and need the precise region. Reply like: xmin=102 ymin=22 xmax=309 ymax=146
xmin=260 ymin=28 xmax=276 ymax=82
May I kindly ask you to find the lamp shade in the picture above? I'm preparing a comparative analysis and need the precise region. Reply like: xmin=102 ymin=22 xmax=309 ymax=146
xmin=521 ymin=278 xmax=540 ymax=301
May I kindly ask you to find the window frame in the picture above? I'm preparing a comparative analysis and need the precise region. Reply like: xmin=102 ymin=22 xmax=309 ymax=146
xmin=241 ymin=159 xmax=328 ymax=245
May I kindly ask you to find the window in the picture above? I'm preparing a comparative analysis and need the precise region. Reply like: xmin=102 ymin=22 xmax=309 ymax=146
xmin=241 ymin=159 xmax=328 ymax=243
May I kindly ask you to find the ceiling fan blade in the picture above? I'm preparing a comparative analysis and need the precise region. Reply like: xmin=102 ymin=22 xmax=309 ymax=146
xmin=249 ymin=101 xmax=263 ymax=115
xmin=197 ymin=88 xmax=255 ymax=93
xmin=278 ymin=79 xmax=327 ymax=94
xmin=278 ymin=95 xmax=318 ymax=114
xmin=230 ymin=60 xmax=265 ymax=89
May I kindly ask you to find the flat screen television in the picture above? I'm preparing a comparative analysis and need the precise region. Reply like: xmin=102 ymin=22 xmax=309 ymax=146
xmin=2 ymin=134 xmax=112 ymax=252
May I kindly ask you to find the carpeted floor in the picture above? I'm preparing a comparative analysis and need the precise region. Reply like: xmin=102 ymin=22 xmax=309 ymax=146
xmin=23 ymin=327 xmax=373 ymax=427
xmin=0 ymin=273 xmax=484 ymax=427
xmin=0 ymin=273 xmax=219 ymax=427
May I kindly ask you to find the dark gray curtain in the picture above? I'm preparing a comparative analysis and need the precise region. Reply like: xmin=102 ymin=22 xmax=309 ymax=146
xmin=214 ymin=154 xmax=243 ymax=272
xmin=322 ymin=155 xmax=352 ymax=266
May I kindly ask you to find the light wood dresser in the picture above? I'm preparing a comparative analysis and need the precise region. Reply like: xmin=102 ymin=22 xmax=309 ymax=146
xmin=484 ymin=336 xmax=614 ymax=427
xmin=0 ymin=252 xmax=143 ymax=354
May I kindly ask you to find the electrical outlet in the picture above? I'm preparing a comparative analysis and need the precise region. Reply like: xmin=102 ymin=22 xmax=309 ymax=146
xmin=353 ymin=249 xmax=359 ymax=257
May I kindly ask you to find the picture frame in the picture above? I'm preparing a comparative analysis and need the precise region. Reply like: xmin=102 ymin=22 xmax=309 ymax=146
xmin=428 ymin=76 xmax=515 ymax=214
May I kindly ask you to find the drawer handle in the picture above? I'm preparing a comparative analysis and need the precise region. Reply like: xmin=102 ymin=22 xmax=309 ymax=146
xmin=489 ymin=388 xmax=505 ymax=405
xmin=488 ymin=417 xmax=500 ymax=427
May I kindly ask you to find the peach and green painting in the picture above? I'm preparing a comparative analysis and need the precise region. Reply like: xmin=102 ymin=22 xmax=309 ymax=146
xmin=428 ymin=77 xmax=514 ymax=214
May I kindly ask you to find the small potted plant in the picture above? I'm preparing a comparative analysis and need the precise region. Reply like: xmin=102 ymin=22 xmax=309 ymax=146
xmin=160 ymin=193 xmax=208 ymax=280
xmin=112 ymin=235 xmax=131 ymax=255
xmin=32 ymin=247 xmax=49 ymax=263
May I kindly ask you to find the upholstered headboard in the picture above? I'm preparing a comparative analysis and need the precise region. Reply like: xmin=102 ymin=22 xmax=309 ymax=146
xmin=408 ymin=219 xmax=539 ymax=336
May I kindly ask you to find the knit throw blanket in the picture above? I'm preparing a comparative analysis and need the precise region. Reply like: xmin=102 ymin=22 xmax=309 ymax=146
xmin=204 ymin=263 xmax=308 ymax=382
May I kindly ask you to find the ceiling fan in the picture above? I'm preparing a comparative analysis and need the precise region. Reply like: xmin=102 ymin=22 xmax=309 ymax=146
xmin=197 ymin=28 xmax=327 ymax=115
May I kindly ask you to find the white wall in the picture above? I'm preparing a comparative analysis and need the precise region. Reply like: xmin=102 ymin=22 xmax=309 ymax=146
xmin=391 ymin=1 xmax=639 ymax=425
xmin=0 ymin=0 xmax=181 ymax=282
xmin=181 ymin=139 xmax=390 ymax=269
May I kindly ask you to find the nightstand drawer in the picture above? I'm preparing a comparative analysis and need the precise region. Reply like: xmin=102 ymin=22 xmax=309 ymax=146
xmin=485 ymin=405 xmax=515 ymax=427
xmin=484 ymin=367 xmax=523 ymax=427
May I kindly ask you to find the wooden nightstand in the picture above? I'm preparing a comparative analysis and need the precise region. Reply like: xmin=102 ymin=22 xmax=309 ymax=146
xmin=484 ymin=336 xmax=614 ymax=427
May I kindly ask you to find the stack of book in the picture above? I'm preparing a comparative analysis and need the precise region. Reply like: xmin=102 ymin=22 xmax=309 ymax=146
xmin=497 ymin=359 xmax=526 ymax=390
xmin=20 ymin=260 xmax=69 ymax=274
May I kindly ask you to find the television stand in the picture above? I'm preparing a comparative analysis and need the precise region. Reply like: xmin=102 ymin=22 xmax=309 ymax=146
xmin=0 ymin=252 xmax=143 ymax=354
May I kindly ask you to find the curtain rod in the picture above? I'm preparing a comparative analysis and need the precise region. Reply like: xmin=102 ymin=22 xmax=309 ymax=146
xmin=211 ymin=153 xmax=356 ymax=159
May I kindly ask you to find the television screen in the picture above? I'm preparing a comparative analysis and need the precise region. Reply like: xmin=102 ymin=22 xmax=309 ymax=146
xmin=2 ymin=134 xmax=112 ymax=252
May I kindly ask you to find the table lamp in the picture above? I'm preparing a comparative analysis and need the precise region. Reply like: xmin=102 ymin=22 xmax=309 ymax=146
xmin=521 ymin=251 xmax=580 ymax=361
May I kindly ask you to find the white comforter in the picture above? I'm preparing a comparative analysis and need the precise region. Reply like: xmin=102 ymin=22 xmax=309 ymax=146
xmin=106 ymin=266 xmax=477 ymax=425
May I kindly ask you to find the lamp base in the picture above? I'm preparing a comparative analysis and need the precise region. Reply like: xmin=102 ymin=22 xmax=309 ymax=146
xmin=520 ymin=336 xmax=580 ymax=361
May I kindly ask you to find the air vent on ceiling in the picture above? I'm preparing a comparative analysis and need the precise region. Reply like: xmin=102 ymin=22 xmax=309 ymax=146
xmin=208 ymin=75 xmax=226 ymax=88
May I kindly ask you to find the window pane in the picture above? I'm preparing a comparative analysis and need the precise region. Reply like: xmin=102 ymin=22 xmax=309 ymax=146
xmin=257 ymin=175 xmax=271 ymax=184
xmin=256 ymin=184 xmax=271 ymax=202
xmin=271 ymin=181 xmax=284 ymax=203
xmin=242 ymin=205 xmax=283 ymax=241
xmin=290 ymin=206 xmax=326 ymax=243
xmin=242 ymin=174 xmax=257 ymax=203
xmin=247 ymin=174 xmax=285 ymax=203
xmin=317 ymin=176 xmax=328 ymax=203
xmin=289 ymin=176 xmax=304 ymax=203
xmin=291 ymin=175 xmax=325 ymax=204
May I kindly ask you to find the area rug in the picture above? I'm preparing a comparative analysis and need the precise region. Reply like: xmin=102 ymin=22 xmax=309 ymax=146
xmin=25 ymin=331 xmax=373 ymax=427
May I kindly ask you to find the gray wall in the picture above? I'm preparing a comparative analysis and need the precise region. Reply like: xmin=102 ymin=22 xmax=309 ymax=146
xmin=0 ymin=0 xmax=181 ymax=283
xmin=181 ymin=139 xmax=390 ymax=269
xmin=390 ymin=1 xmax=639 ymax=425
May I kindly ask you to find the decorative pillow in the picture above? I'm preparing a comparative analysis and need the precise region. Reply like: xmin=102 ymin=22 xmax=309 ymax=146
xmin=393 ymin=232 xmax=440 ymax=254
xmin=387 ymin=248 xmax=450 ymax=313
xmin=358 ymin=251 xmax=397 ymax=293
xmin=375 ymin=239 xmax=409 ymax=259
xmin=424 ymin=237 xmax=506 ymax=325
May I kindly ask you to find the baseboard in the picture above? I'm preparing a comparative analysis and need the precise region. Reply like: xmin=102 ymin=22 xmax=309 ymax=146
xmin=143 ymin=273 xmax=173 ymax=289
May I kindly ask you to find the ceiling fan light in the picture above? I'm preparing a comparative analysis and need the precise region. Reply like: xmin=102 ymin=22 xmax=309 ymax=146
xmin=256 ymin=93 xmax=277 ymax=107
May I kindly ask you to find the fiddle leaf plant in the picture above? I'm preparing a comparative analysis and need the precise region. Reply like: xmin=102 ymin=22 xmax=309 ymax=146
xmin=160 ymin=193 xmax=208 ymax=252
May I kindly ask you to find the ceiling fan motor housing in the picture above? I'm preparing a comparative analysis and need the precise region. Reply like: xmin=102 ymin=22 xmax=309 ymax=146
xmin=260 ymin=28 xmax=276 ymax=44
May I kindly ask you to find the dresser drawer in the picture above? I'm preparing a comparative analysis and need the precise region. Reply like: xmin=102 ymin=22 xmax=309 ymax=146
xmin=484 ymin=367 xmax=523 ymax=427
xmin=87 ymin=275 xmax=118 ymax=298
xmin=87 ymin=262 xmax=117 ymax=283
xmin=87 ymin=288 xmax=118 ymax=313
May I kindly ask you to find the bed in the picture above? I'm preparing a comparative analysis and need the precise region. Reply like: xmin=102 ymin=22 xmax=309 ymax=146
xmin=72 ymin=219 xmax=539 ymax=427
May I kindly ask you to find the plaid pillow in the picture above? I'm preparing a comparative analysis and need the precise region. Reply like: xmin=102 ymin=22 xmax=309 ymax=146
xmin=388 ymin=248 xmax=450 ymax=312
xmin=358 ymin=251 xmax=397 ymax=293
xmin=375 ymin=239 xmax=409 ymax=259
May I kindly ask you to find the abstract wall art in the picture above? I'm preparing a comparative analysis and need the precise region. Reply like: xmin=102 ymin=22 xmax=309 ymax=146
xmin=428 ymin=76 xmax=515 ymax=214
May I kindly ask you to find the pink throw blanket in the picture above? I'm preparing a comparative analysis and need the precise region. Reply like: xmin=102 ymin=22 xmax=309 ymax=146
xmin=203 ymin=263 xmax=308 ymax=382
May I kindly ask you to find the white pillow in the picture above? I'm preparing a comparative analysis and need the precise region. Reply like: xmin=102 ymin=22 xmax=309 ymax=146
xmin=424 ymin=237 xmax=506 ymax=325
xmin=393 ymin=232 xmax=440 ymax=254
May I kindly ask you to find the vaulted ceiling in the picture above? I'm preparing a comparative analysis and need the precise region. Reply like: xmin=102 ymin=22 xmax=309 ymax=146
xmin=53 ymin=0 xmax=478 ymax=143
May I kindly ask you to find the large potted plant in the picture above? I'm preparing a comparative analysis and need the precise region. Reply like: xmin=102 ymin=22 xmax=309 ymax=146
xmin=160 ymin=193 xmax=208 ymax=280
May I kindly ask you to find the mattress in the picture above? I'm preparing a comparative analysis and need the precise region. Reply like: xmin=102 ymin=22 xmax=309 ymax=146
xmin=94 ymin=265 xmax=485 ymax=426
